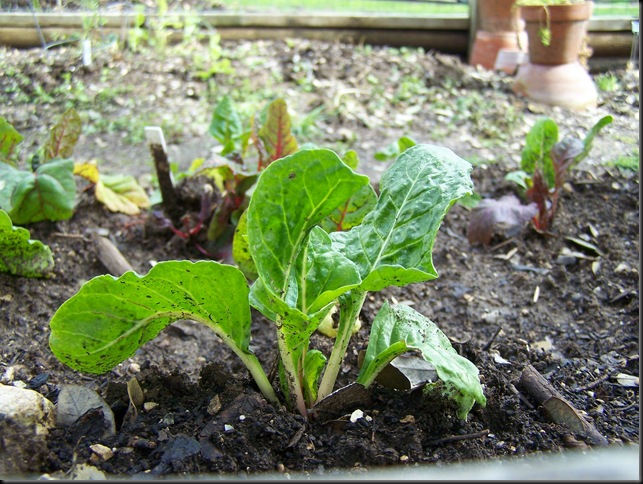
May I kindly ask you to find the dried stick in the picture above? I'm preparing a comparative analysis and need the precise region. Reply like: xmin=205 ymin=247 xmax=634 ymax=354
xmin=94 ymin=235 xmax=134 ymax=276
xmin=519 ymin=364 xmax=608 ymax=446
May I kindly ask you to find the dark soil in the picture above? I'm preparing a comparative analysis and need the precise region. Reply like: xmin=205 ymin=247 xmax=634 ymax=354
xmin=0 ymin=32 xmax=639 ymax=479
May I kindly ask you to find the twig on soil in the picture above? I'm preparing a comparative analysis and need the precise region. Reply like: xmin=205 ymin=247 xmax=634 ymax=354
xmin=94 ymin=234 xmax=134 ymax=276
xmin=572 ymin=371 xmax=614 ymax=392
xmin=425 ymin=429 xmax=489 ymax=447
xmin=482 ymin=326 xmax=503 ymax=351
xmin=519 ymin=364 xmax=608 ymax=446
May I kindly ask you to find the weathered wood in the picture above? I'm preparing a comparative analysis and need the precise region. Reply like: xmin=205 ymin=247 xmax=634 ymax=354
xmin=0 ymin=11 xmax=468 ymax=30
xmin=0 ymin=26 xmax=469 ymax=52
xmin=0 ymin=11 xmax=633 ymax=58
xmin=94 ymin=235 xmax=134 ymax=276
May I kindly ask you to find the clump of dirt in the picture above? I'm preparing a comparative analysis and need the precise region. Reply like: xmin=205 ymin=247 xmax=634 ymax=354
xmin=0 ymin=36 xmax=638 ymax=479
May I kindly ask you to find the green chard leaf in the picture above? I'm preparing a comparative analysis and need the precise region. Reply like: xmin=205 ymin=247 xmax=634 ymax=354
xmin=247 ymin=148 xmax=370 ymax=309
xmin=357 ymin=302 xmax=486 ymax=420
xmin=0 ymin=209 xmax=54 ymax=277
xmin=49 ymin=260 xmax=253 ymax=374
xmin=209 ymin=95 xmax=244 ymax=155
xmin=5 ymin=158 xmax=76 ymax=224
xmin=43 ymin=108 xmax=81 ymax=162
xmin=331 ymin=144 xmax=473 ymax=292
xmin=520 ymin=118 xmax=558 ymax=188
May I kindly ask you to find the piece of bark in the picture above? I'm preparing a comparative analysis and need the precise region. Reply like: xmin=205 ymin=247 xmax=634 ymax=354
xmin=519 ymin=364 xmax=608 ymax=446
xmin=94 ymin=235 xmax=134 ymax=276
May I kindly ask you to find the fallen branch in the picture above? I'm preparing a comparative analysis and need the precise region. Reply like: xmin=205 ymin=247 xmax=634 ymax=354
xmin=519 ymin=364 xmax=608 ymax=446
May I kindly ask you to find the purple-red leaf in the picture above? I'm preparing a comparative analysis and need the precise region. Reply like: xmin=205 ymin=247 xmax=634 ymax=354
xmin=467 ymin=195 xmax=538 ymax=246
xmin=258 ymin=99 xmax=298 ymax=165
xmin=44 ymin=108 xmax=82 ymax=161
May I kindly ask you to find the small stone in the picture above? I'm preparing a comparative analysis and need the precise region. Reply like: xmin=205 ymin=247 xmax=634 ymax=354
xmin=128 ymin=363 xmax=141 ymax=374
xmin=400 ymin=455 xmax=409 ymax=462
xmin=0 ymin=383 xmax=56 ymax=435
xmin=143 ymin=402 xmax=159 ymax=412
xmin=90 ymin=443 xmax=114 ymax=461
xmin=207 ymin=395 xmax=222 ymax=416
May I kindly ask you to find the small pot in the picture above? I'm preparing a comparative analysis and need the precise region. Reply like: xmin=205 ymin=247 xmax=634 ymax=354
xmin=520 ymin=2 xmax=593 ymax=65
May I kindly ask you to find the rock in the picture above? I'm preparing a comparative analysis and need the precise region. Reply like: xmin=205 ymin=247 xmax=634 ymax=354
xmin=0 ymin=383 xmax=56 ymax=435
xmin=56 ymin=384 xmax=116 ymax=437
xmin=0 ymin=384 xmax=55 ymax=476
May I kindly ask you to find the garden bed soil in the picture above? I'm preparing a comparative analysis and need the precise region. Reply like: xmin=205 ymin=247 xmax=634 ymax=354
xmin=0 ymin=36 xmax=639 ymax=479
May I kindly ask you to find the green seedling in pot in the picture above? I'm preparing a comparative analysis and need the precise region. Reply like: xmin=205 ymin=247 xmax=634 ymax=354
xmin=49 ymin=144 xmax=486 ymax=420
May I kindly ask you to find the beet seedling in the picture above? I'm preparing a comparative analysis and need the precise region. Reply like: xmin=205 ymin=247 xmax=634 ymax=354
xmin=49 ymin=144 xmax=486 ymax=420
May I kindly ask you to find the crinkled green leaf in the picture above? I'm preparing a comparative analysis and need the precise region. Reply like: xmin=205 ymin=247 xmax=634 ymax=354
xmin=8 ymin=158 xmax=76 ymax=224
xmin=320 ymin=183 xmax=377 ymax=233
xmin=0 ymin=209 xmax=54 ymax=277
xmin=247 ymin=148 xmax=370 ymax=304
xmin=295 ymin=226 xmax=361 ymax=314
xmin=357 ymin=302 xmax=486 ymax=420
xmin=0 ymin=117 xmax=24 ymax=164
xmin=49 ymin=260 xmax=253 ymax=374
xmin=331 ymin=144 xmax=473 ymax=291
xmin=43 ymin=108 xmax=81 ymax=162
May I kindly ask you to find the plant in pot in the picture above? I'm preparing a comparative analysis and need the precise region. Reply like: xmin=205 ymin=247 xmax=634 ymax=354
xmin=469 ymin=0 xmax=528 ymax=73
xmin=512 ymin=0 xmax=598 ymax=110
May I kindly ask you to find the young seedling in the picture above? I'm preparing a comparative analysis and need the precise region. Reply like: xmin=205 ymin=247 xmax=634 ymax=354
xmin=0 ymin=109 xmax=81 ymax=224
xmin=49 ymin=144 xmax=486 ymax=421
xmin=468 ymin=115 xmax=613 ymax=243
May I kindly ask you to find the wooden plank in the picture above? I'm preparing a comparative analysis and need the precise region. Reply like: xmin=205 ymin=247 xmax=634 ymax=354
xmin=0 ymin=11 xmax=469 ymax=30
xmin=0 ymin=26 xmax=469 ymax=52
xmin=1 ymin=11 xmax=631 ymax=31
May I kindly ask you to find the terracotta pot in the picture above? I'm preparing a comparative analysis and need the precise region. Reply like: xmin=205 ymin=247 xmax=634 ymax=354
xmin=479 ymin=0 xmax=524 ymax=32
xmin=470 ymin=0 xmax=527 ymax=71
xmin=520 ymin=2 xmax=593 ymax=65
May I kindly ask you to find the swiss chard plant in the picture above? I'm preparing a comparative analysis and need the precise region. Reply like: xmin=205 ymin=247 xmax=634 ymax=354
xmin=0 ymin=109 xmax=81 ymax=225
xmin=49 ymin=144 xmax=486 ymax=420
xmin=152 ymin=96 xmax=300 ymax=252
xmin=468 ymin=115 xmax=613 ymax=243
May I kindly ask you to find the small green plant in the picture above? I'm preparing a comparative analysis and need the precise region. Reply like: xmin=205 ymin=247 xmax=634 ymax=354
xmin=595 ymin=73 xmax=620 ymax=92
xmin=49 ymin=144 xmax=486 ymax=421
xmin=0 ymin=109 xmax=81 ymax=224
xmin=468 ymin=115 xmax=612 ymax=243
xmin=186 ymin=96 xmax=299 ymax=246
xmin=0 ymin=209 xmax=54 ymax=278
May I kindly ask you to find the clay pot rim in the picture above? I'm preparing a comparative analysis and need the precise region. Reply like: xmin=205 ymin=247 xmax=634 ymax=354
xmin=519 ymin=1 xmax=594 ymax=23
